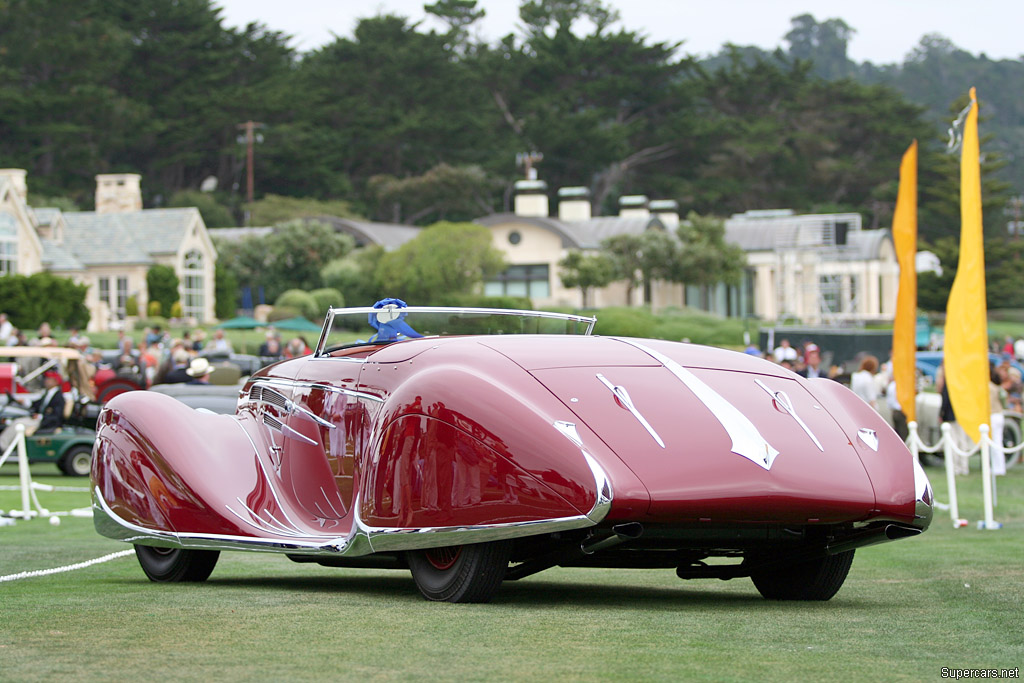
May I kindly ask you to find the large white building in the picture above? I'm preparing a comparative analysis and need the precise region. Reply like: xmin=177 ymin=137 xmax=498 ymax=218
xmin=476 ymin=182 xmax=898 ymax=325
xmin=0 ymin=169 xmax=218 ymax=331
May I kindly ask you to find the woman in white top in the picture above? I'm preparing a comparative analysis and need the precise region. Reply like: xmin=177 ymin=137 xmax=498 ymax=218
xmin=850 ymin=355 xmax=879 ymax=409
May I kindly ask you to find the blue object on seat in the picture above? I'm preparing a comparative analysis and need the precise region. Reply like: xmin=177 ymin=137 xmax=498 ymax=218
xmin=368 ymin=298 xmax=423 ymax=342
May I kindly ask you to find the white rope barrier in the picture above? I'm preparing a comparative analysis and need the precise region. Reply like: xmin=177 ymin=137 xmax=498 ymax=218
xmin=907 ymin=420 xmax=1003 ymax=530
xmin=0 ymin=549 xmax=134 ymax=583
xmin=0 ymin=425 xmax=93 ymax=523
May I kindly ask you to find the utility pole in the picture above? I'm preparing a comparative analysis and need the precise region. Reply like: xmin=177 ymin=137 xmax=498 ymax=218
xmin=236 ymin=120 xmax=264 ymax=207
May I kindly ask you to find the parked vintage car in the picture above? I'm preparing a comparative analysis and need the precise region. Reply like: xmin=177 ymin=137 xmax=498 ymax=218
xmin=0 ymin=346 xmax=98 ymax=475
xmin=92 ymin=304 xmax=932 ymax=602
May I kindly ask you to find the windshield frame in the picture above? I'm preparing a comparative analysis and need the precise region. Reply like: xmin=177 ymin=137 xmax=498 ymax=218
xmin=314 ymin=306 xmax=597 ymax=357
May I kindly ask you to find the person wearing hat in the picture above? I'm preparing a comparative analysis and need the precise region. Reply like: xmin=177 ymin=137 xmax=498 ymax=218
xmin=185 ymin=357 xmax=213 ymax=385
xmin=0 ymin=370 xmax=66 ymax=451
xmin=797 ymin=343 xmax=824 ymax=379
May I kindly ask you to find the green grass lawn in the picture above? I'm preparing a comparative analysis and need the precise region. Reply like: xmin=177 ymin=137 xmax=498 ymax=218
xmin=2 ymin=462 xmax=1022 ymax=682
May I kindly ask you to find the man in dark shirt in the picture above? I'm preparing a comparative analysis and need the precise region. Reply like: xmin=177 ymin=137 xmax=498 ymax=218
xmin=1 ymin=370 xmax=65 ymax=452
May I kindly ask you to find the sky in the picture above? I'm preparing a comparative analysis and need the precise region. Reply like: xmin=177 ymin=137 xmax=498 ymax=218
xmin=214 ymin=0 xmax=1023 ymax=65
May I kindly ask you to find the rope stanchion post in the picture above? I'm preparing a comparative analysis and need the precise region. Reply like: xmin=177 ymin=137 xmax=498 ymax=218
xmin=978 ymin=424 xmax=999 ymax=530
xmin=14 ymin=424 xmax=34 ymax=520
xmin=940 ymin=423 xmax=967 ymax=528
xmin=908 ymin=420 xmax=920 ymax=461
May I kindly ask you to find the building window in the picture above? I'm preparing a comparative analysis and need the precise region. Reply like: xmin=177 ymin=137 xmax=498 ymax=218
xmin=485 ymin=264 xmax=550 ymax=299
xmin=508 ymin=231 xmax=522 ymax=245
xmin=0 ymin=213 xmax=17 ymax=275
xmin=820 ymin=275 xmax=841 ymax=314
xmin=183 ymin=250 xmax=204 ymax=321
xmin=116 ymin=277 xmax=128 ymax=319
xmin=98 ymin=278 xmax=111 ymax=309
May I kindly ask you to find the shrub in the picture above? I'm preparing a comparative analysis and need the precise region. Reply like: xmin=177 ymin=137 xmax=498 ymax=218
xmin=0 ymin=273 xmax=89 ymax=329
xmin=309 ymin=288 xmax=344 ymax=318
xmin=125 ymin=295 xmax=139 ymax=317
xmin=133 ymin=317 xmax=169 ymax=331
xmin=267 ymin=305 xmax=301 ymax=323
xmin=169 ymin=301 xmax=183 ymax=319
xmin=147 ymin=300 xmax=161 ymax=317
xmin=274 ymin=289 xmax=319 ymax=320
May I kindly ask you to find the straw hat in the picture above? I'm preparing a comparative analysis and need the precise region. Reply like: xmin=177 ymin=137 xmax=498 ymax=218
xmin=185 ymin=357 xmax=212 ymax=378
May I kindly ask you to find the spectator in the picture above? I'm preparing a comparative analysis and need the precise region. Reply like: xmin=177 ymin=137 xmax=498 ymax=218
xmin=205 ymin=329 xmax=233 ymax=355
xmin=160 ymin=349 xmax=193 ymax=384
xmin=284 ymin=337 xmax=310 ymax=359
xmin=185 ymin=357 xmax=213 ymax=385
xmin=796 ymin=343 xmax=824 ymax=379
xmin=0 ymin=313 xmax=13 ymax=345
xmin=0 ymin=370 xmax=65 ymax=451
xmin=885 ymin=376 xmax=908 ymax=442
xmin=850 ymin=355 xmax=879 ymax=409
xmin=773 ymin=338 xmax=797 ymax=363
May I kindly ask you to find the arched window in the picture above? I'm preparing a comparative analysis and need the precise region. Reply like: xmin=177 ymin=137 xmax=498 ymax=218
xmin=0 ymin=212 xmax=18 ymax=276
xmin=183 ymin=250 xmax=204 ymax=321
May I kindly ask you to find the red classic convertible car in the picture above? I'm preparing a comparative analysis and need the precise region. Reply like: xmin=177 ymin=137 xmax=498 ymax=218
xmin=92 ymin=302 xmax=932 ymax=602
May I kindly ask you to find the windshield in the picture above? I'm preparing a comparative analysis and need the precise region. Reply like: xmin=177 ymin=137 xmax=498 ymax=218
xmin=316 ymin=306 xmax=596 ymax=355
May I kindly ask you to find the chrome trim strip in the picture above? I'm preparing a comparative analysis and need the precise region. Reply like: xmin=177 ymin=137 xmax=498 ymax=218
xmin=316 ymin=306 xmax=597 ymax=356
xmin=857 ymin=428 xmax=879 ymax=452
xmin=613 ymin=338 xmax=780 ymax=470
xmin=93 ymin=485 xmax=606 ymax=557
xmin=913 ymin=456 xmax=933 ymax=530
xmin=754 ymin=379 xmax=825 ymax=452
xmin=248 ymin=377 xmax=384 ymax=404
xmin=552 ymin=420 xmax=614 ymax=523
xmin=595 ymin=373 xmax=665 ymax=448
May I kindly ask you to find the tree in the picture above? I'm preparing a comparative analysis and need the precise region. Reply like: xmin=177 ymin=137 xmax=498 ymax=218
xmin=481 ymin=0 xmax=694 ymax=210
xmin=146 ymin=265 xmax=180 ymax=316
xmin=674 ymin=212 xmax=746 ymax=288
xmin=214 ymin=262 xmax=238 ymax=319
xmin=214 ymin=220 xmax=356 ymax=302
xmin=558 ymin=250 xmax=616 ymax=307
xmin=0 ymin=273 xmax=89 ymax=329
xmin=246 ymin=194 xmax=358 ymax=227
xmin=321 ymin=246 xmax=387 ymax=308
xmin=601 ymin=230 xmax=680 ymax=305
xmin=375 ymin=222 xmax=506 ymax=304
xmin=168 ymin=190 xmax=235 ymax=228
xmin=784 ymin=14 xmax=856 ymax=80
xmin=367 ymin=164 xmax=499 ymax=224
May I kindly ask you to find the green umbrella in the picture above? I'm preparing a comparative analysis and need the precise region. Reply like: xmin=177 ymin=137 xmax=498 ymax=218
xmin=272 ymin=316 xmax=322 ymax=332
xmin=214 ymin=316 xmax=264 ymax=329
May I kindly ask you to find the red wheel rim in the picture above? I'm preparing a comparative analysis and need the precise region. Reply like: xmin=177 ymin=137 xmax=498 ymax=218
xmin=424 ymin=546 xmax=462 ymax=571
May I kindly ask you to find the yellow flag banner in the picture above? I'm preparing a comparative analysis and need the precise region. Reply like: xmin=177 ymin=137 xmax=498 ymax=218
xmin=892 ymin=140 xmax=918 ymax=423
xmin=945 ymin=87 xmax=990 ymax=443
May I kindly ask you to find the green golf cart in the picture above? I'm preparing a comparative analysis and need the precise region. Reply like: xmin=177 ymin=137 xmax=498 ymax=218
xmin=0 ymin=346 xmax=98 ymax=476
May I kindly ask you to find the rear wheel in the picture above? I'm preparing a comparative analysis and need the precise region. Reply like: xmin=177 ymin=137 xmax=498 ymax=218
xmin=134 ymin=545 xmax=220 ymax=582
xmin=750 ymin=550 xmax=854 ymax=601
xmin=407 ymin=541 xmax=511 ymax=603
xmin=58 ymin=445 xmax=92 ymax=477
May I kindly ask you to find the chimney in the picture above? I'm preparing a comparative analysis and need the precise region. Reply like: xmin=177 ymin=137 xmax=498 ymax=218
xmin=0 ymin=169 xmax=28 ymax=201
xmin=649 ymin=199 xmax=680 ymax=229
xmin=514 ymin=179 xmax=549 ymax=217
xmin=557 ymin=186 xmax=591 ymax=221
xmin=95 ymin=173 xmax=142 ymax=214
xmin=619 ymin=194 xmax=649 ymax=219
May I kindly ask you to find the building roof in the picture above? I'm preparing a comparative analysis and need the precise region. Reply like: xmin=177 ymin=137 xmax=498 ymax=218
xmin=476 ymin=213 xmax=663 ymax=249
xmin=208 ymin=226 xmax=275 ymax=241
xmin=314 ymin=217 xmax=422 ymax=251
xmin=43 ymin=207 xmax=201 ymax=266
xmin=40 ymin=238 xmax=84 ymax=271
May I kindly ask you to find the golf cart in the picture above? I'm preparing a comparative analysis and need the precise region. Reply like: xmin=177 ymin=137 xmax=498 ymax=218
xmin=0 ymin=346 xmax=98 ymax=476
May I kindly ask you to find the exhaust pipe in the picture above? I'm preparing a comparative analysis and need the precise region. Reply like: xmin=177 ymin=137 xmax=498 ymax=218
xmin=826 ymin=524 xmax=921 ymax=555
xmin=580 ymin=523 xmax=644 ymax=555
